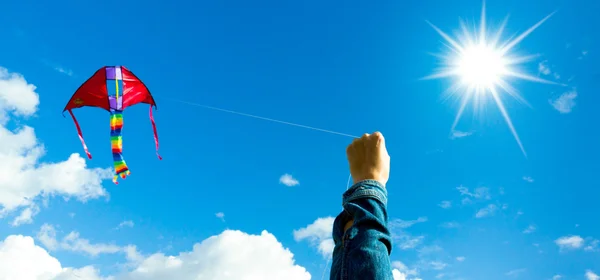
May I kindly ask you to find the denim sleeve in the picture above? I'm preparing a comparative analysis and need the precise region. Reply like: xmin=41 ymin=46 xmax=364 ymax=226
xmin=329 ymin=179 xmax=394 ymax=280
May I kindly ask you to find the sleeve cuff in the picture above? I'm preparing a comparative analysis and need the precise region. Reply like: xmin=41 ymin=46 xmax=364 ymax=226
xmin=342 ymin=179 xmax=388 ymax=208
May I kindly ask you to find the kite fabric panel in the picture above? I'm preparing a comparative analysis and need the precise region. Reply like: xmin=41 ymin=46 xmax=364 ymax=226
xmin=63 ymin=66 xmax=162 ymax=184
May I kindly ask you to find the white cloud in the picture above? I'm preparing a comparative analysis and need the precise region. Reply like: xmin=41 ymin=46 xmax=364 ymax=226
xmin=438 ymin=201 xmax=451 ymax=209
xmin=429 ymin=261 xmax=448 ymax=270
xmin=0 ymin=66 xmax=113 ymax=224
xmin=523 ymin=225 xmax=536 ymax=234
xmin=293 ymin=217 xmax=334 ymax=258
xmin=506 ymin=268 xmax=526 ymax=277
xmin=587 ymin=270 xmax=600 ymax=280
xmin=116 ymin=220 xmax=135 ymax=230
xmin=550 ymin=90 xmax=577 ymax=114
xmin=37 ymin=224 xmax=126 ymax=257
xmin=279 ymin=174 xmax=299 ymax=187
xmin=555 ymin=235 xmax=584 ymax=250
xmin=0 ymin=235 xmax=105 ymax=280
xmin=2 ymin=229 xmax=311 ymax=280
xmin=457 ymin=186 xmax=491 ymax=200
xmin=552 ymin=275 xmax=562 ymax=280
xmin=440 ymin=222 xmax=459 ymax=229
xmin=523 ymin=176 xmax=534 ymax=183
xmin=475 ymin=204 xmax=498 ymax=218
xmin=538 ymin=61 xmax=551 ymax=75
xmin=215 ymin=212 xmax=225 ymax=221
xmin=11 ymin=204 xmax=40 ymax=226
xmin=392 ymin=261 xmax=418 ymax=276
xmin=450 ymin=130 xmax=472 ymax=139
xmin=390 ymin=217 xmax=428 ymax=229
xmin=54 ymin=66 xmax=74 ymax=77
xmin=456 ymin=256 xmax=465 ymax=262
xmin=584 ymin=239 xmax=599 ymax=252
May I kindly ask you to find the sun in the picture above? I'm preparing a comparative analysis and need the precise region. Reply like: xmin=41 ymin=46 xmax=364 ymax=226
xmin=424 ymin=2 xmax=560 ymax=156
xmin=456 ymin=44 xmax=507 ymax=88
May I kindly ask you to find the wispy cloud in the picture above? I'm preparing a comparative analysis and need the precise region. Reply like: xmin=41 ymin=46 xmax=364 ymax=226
xmin=457 ymin=186 xmax=491 ymax=200
xmin=215 ymin=212 xmax=225 ymax=222
xmin=506 ymin=268 xmax=526 ymax=277
xmin=390 ymin=217 xmax=428 ymax=229
xmin=475 ymin=204 xmax=498 ymax=218
xmin=438 ymin=201 xmax=452 ymax=209
xmin=584 ymin=239 xmax=599 ymax=252
xmin=456 ymin=256 xmax=465 ymax=262
xmin=523 ymin=225 xmax=536 ymax=234
xmin=450 ymin=130 xmax=473 ymax=139
xmin=279 ymin=174 xmax=299 ymax=187
xmin=115 ymin=220 xmax=134 ymax=230
xmin=550 ymin=90 xmax=577 ymax=114
xmin=523 ymin=176 xmax=534 ymax=183
xmin=37 ymin=224 xmax=137 ymax=258
xmin=555 ymin=235 xmax=584 ymax=251
xmin=538 ymin=60 xmax=551 ymax=75
xmin=389 ymin=218 xmax=427 ymax=250
xmin=440 ymin=222 xmax=460 ymax=229
xmin=552 ymin=274 xmax=562 ymax=280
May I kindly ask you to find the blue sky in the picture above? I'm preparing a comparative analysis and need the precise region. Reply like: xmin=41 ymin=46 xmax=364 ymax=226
xmin=0 ymin=0 xmax=598 ymax=279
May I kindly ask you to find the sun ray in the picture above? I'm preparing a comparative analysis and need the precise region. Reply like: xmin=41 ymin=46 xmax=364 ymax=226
xmin=424 ymin=3 xmax=559 ymax=156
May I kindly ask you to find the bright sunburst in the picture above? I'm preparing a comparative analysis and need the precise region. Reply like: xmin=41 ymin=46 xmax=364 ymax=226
xmin=425 ymin=3 xmax=560 ymax=156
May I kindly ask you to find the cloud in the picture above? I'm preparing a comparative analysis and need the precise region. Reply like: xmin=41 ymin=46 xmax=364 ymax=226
xmin=552 ymin=275 xmax=562 ymax=280
xmin=392 ymin=261 xmax=418 ymax=276
xmin=457 ymin=186 xmax=491 ymax=201
xmin=506 ymin=268 xmax=526 ymax=277
xmin=3 ymin=229 xmax=311 ymax=280
xmin=0 ymin=234 xmax=105 ymax=280
xmin=279 ymin=174 xmax=299 ymax=187
xmin=0 ymin=66 xmax=113 ymax=224
xmin=450 ymin=130 xmax=472 ymax=139
xmin=456 ymin=256 xmax=465 ymax=262
xmin=555 ymin=235 xmax=584 ymax=250
xmin=390 ymin=217 xmax=428 ymax=229
xmin=116 ymin=220 xmax=135 ymax=230
xmin=438 ymin=201 xmax=451 ymax=209
xmin=550 ymin=90 xmax=577 ymax=114
xmin=54 ymin=66 xmax=74 ymax=77
xmin=584 ymin=239 xmax=599 ymax=252
xmin=389 ymin=217 xmax=427 ymax=250
xmin=475 ymin=204 xmax=498 ymax=218
xmin=440 ymin=222 xmax=459 ymax=229
xmin=539 ymin=61 xmax=551 ymax=75
xmin=37 ymin=223 xmax=127 ymax=257
xmin=523 ymin=176 xmax=534 ymax=183
xmin=587 ymin=270 xmax=600 ymax=280
xmin=215 ymin=212 xmax=225 ymax=222
xmin=429 ymin=261 xmax=448 ymax=270
xmin=293 ymin=216 xmax=334 ymax=258
xmin=11 ymin=204 xmax=40 ymax=226
xmin=523 ymin=225 xmax=536 ymax=234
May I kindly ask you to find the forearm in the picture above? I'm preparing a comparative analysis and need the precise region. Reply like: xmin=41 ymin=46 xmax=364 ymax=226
xmin=330 ymin=180 xmax=394 ymax=280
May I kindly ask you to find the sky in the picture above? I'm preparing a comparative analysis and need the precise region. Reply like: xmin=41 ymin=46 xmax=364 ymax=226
xmin=0 ymin=0 xmax=598 ymax=279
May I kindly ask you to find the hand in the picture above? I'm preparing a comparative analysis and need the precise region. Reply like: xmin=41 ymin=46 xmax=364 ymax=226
xmin=346 ymin=132 xmax=390 ymax=187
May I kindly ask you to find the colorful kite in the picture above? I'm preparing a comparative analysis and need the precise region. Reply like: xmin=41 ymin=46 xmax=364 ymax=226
xmin=63 ymin=66 xmax=162 ymax=184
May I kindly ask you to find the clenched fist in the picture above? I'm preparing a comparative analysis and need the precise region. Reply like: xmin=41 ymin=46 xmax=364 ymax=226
xmin=346 ymin=132 xmax=390 ymax=187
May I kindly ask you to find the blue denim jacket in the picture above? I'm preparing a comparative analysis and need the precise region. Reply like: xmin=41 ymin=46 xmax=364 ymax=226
xmin=330 ymin=179 xmax=394 ymax=280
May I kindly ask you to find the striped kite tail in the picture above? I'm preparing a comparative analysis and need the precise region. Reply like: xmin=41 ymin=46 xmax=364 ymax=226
xmin=110 ymin=110 xmax=130 ymax=184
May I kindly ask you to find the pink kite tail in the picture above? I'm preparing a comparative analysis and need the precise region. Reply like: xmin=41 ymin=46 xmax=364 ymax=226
xmin=150 ymin=106 xmax=162 ymax=160
xmin=68 ymin=110 xmax=92 ymax=159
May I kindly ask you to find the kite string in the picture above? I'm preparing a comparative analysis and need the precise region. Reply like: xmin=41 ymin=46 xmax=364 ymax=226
xmin=321 ymin=173 xmax=352 ymax=280
xmin=163 ymin=97 xmax=360 ymax=139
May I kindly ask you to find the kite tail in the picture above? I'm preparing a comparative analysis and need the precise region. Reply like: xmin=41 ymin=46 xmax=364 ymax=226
xmin=68 ymin=110 xmax=92 ymax=159
xmin=110 ymin=110 xmax=130 ymax=184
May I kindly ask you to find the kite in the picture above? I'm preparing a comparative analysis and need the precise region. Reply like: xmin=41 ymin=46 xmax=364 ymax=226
xmin=63 ymin=66 xmax=162 ymax=184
